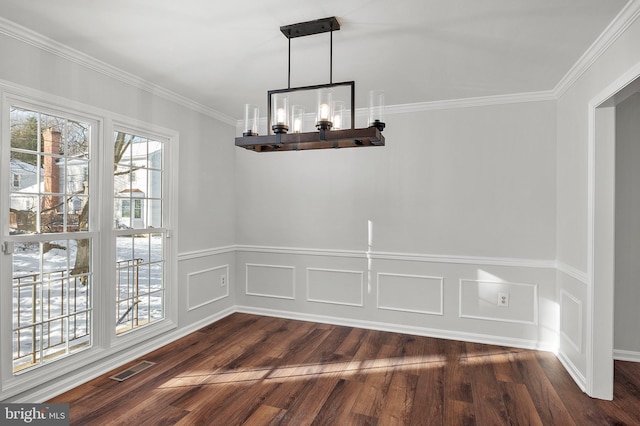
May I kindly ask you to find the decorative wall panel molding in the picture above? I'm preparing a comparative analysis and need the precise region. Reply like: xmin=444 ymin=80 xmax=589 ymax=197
xmin=187 ymin=265 xmax=229 ymax=311
xmin=560 ymin=289 xmax=583 ymax=353
xmin=236 ymin=244 xmax=555 ymax=269
xmin=237 ymin=245 xmax=365 ymax=259
xmin=245 ymin=263 xmax=295 ymax=300
xmin=555 ymin=261 xmax=588 ymax=285
xmin=377 ymin=273 xmax=444 ymax=315
xmin=306 ymin=268 xmax=364 ymax=307
xmin=178 ymin=245 xmax=236 ymax=261
xmin=459 ymin=279 xmax=538 ymax=324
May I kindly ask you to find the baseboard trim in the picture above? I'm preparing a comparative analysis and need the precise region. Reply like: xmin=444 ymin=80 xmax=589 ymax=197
xmin=557 ymin=350 xmax=587 ymax=392
xmin=235 ymin=305 xmax=558 ymax=353
xmin=614 ymin=349 xmax=640 ymax=362
xmin=19 ymin=306 xmax=236 ymax=403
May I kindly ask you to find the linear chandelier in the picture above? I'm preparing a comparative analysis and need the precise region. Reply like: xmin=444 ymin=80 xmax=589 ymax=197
xmin=235 ymin=16 xmax=386 ymax=152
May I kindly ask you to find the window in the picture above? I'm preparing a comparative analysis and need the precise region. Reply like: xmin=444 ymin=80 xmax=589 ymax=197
xmin=3 ymin=94 xmax=176 ymax=387
xmin=133 ymin=199 xmax=142 ymax=219
xmin=113 ymin=131 xmax=166 ymax=334
xmin=8 ymin=106 xmax=93 ymax=373
xmin=121 ymin=200 xmax=130 ymax=218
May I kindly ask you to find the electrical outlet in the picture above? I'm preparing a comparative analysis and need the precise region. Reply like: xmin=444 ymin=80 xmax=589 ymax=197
xmin=498 ymin=292 xmax=509 ymax=307
xmin=220 ymin=275 xmax=226 ymax=287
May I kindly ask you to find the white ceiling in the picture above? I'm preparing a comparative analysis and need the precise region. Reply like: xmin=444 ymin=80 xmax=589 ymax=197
xmin=0 ymin=0 xmax=630 ymax=120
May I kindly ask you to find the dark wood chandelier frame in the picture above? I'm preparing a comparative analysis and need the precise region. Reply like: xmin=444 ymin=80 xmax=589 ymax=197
xmin=235 ymin=17 xmax=385 ymax=152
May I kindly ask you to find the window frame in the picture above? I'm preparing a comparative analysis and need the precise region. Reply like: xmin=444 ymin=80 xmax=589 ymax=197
xmin=107 ymin=119 xmax=178 ymax=350
xmin=0 ymin=87 xmax=179 ymax=398
xmin=0 ymin=92 xmax=103 ymax=393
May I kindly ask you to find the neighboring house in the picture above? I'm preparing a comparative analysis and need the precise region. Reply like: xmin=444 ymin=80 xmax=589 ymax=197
xmin=11 ymin=145 xmax=161 ymax=231
xmin=9 ymin=158 xmax=41 ymax=231
xmin=113 ymin=142 xmax=161 ymax=229
xmin=10 ymin=158 xmax=38 ymax=190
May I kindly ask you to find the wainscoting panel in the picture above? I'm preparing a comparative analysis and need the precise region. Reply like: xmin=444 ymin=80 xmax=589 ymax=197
xmin=377 ymin=273 xmax=444 ymax=315
xmin=459 ymin=279 xmax=538 ymax=324
xmin=235 ymin=246 xmax=557 ymax=352
xmin=560 ymin=289 xmax=583 ymax=353
xmin=246 ymin=263 xmax=296 ymax=300
xmin=187 ymin=264 xmax=229 ymax=311
xmin=306 ymin=268 xmax=364 ymax=307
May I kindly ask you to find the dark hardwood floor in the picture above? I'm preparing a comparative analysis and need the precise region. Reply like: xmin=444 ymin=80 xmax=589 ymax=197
xmin=49 ymin=313 xmax=640 ymax=425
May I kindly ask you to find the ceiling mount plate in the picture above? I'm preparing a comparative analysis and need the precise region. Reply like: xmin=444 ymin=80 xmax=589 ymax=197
xmin=280 ymin=16 xmax=340 ymax=39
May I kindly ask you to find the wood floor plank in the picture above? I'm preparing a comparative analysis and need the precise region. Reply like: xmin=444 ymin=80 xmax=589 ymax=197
xmin=350 ymin=343 xmax=403 ymax=418
xmin=515 ymin=350 xmax=576 ymax=426
xmin=444 ymin=399 xmax=476 ymax=426
xmin=377 ymin=371 xmax=418 ymax=425
xmin=334 ymin=326 xmax=368 ymax=357
xmin=242 ymin=405 xmax=286 ymax=426
xmin=181 ymin=381 xmax=281 ymax=425
xmin=534 ymin=351 xmax=638 ymax=425
xmin=500 ymin=381 xmax=544 ymax=426
xmin=48 ymin=313 xmax=640 ymax=425
xmin=465 ymin=342 xmax=511 ymax=425
xmin=443 ymin=339 xmax=474 ymax=404
xmin=605 ymin=360 xmax=640 ymax=425
xmin=275 ymin=376 xmax=341 ymax=425
xmin=311 ymin=378 xmax=363 ymax=425
xmin=409 ymin=363 xmax=445 ymax=425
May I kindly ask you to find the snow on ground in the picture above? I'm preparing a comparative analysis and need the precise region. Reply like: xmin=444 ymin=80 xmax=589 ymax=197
xmin=12 ymin=235 xmax=164 ymax=366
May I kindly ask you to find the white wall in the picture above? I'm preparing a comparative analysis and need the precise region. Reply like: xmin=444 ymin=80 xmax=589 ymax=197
xmin=615 ymin=92 xmax=640 ymax=355
xmin=236 ymin=102 xmax=557 ymax=258
xmin=235 ymin=100 xmax=559 ymax=350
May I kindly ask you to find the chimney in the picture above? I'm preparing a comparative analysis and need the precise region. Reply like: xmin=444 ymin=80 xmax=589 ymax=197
xmin=42 ymin=128 xmax=61 ymax=213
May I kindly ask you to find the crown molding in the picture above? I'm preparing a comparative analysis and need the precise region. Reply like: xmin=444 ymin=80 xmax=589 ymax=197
xmin=0 ymin=16 xmax=236 ymax=126
xmin=553 ymin=0 xmax=640 ymax=98
xmin=2 ymin=1 xmax=638 ymax=125
xmin=386 ymin=90 xmax=556 ymax=115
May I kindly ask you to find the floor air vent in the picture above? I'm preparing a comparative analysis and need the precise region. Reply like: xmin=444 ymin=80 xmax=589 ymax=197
xmin=109 ymin=360 xmax=155 ymax=382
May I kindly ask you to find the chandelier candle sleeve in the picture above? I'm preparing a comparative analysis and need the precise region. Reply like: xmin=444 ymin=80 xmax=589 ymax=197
xmin=243 ymin=104 xmax=259 ymax=136
xmin=368 ymin=90 xmax=386 ymax=131
xmin=272 ymin=94 xmax=289 ymax=134
xmin=291 ymin=105 xmax=305 ymax=133
xmin=332 ymin=101 xmax=345 ymax=130
xmin=316 ymin=88 xmax=333 ymax=130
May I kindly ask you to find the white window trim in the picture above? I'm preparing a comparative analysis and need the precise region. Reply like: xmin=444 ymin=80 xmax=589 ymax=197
xmin=0 ymin=84 xmax=179 ymax=400
xmin=1 ymin=89 xmax=104 ymax=397
xmin=106 ymin=118 xmax=179 ymax=352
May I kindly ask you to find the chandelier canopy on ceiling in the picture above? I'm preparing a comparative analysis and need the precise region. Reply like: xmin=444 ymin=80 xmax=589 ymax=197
xmin=235 ymin=16 xmax=386 ymax=152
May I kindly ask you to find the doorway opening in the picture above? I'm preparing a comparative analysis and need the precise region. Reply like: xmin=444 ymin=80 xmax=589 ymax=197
xmin=589 ymin=67 xmax=640 ymax=400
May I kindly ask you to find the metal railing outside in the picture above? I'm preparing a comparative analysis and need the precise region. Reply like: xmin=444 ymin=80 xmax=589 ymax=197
xmin=12 ymin=269 xmax=91 ymax=372
xmin=115 ymin=258 xmax=143 ymax=333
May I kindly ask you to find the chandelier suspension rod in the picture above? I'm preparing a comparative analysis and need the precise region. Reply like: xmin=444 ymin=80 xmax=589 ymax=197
xmin=287 ymin=32 xmax=291 ymax=89
xmin=330 ymin=27 xmax=333 ymax=84
xmin=285 ymin=23 xmax=335 ymax=89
